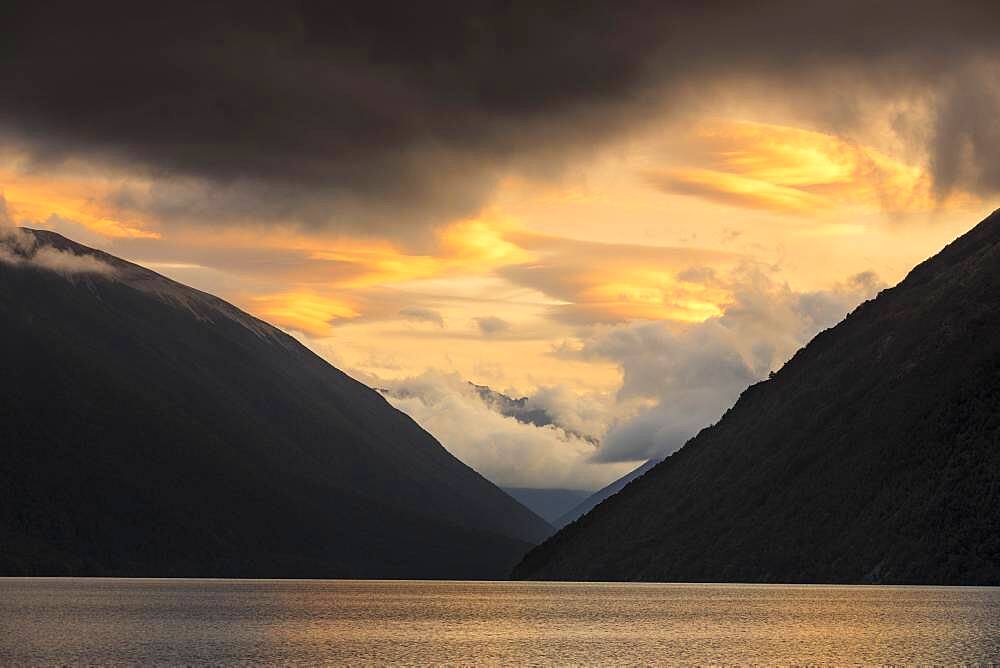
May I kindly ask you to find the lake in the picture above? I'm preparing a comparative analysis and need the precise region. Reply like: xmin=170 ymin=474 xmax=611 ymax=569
xmin=2 ymin=578 xmax=998 ymax=665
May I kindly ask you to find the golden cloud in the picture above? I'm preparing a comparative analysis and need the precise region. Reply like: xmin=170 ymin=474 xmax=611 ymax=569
xmin=148 ymin=214 xmax=536 ymax=335
xmin=0 ymin=166 xmax=160 ymax=239
xmin=306 ymin=216 xmax=531 ymax=289
xmin=252 ymin=291 xmax=360 ymax=337
xmin=9 ymin=118 xmax=969 ymax=341
xmin=647 ymin=120 xmax=974 ymax=215
xmin=501 ymin=233 xmax=739 ymax=324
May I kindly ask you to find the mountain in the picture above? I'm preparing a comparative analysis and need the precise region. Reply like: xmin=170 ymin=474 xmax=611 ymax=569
xmin=0 ymin=228 xmax=552 ymax=579
xmin=501 ymin=488 xmax=592 ymax=525
xmin=471 ymin=383 xmax=599 ymax=445
xmin=471 ymin=383 xmax=554 ymax=428
xmin=514 ymin=210 xmax=1000 ymax=586
xmin=552 ymin=459 xmax=661 ymax=529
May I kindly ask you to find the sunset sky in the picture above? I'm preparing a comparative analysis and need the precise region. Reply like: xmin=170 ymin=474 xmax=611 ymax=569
xmin=3 ymin=3 xmax=999 ymax=490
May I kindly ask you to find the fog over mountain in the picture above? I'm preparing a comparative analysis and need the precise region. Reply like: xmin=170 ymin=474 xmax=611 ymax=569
xmin=0 ymin=228 xmax=552 ymax=579
xmin=516 ymin=210 xmax=1000 ymax=585
xmin=375 ymin=372 xmax=625 ymax=491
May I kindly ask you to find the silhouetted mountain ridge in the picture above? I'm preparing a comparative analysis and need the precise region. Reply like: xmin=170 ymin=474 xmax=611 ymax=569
xmin=0 ymin=229 xmax=552 ymax=579
xmin=515 ymin=209 xmax=1000 ymax=585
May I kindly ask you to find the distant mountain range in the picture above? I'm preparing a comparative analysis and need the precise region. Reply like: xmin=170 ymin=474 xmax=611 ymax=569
xmin=552 ymin=459 xmax=661 ymax=529
xmin=470 ymin=383 xmax=554 ymax=428
xmin=500 ymin=488 xmax=592 ymax=525
xmin=0 ymin=228 xmax=552 ymax=579
xmin=515 ymin=210 xmax=1000 ymax=586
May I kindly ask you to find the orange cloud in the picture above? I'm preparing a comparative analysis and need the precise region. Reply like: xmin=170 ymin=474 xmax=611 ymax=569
xmin=304 ymin=216 xmax=530 ymax=289
xmin=142 ymin=214 xmax=537 ymax=334
xmin=229 ymin=221 xmax=739 ymax=333
xmin=648 ymin=167 xmax=826 ymax=215
xmin=252 ymin=291 xmax=359 ymax=337
xmin=648 ymin=120 xmax=974 ymax=215
xmin=0 ymin=167 xmax=159 ymax=239
xmin=501 ymin=233 xmax=739 ymax=324
xmin=582 ymin=272 xmax=728 ymax=323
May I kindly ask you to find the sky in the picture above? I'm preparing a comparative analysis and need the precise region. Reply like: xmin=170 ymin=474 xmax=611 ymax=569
xmin=2 ymin=2 xmax=999 ymax=490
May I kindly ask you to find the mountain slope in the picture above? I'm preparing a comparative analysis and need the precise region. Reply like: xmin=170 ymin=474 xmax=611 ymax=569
xmin=515 ymin=210 xmax=1000 ymax=585
xmin=553 ymin=459 xmax=661 ymax=529
xmin=0 ymin=229 xmax=552 ymax=579
xmin=501 ymin=488 xmax=592 ymax=525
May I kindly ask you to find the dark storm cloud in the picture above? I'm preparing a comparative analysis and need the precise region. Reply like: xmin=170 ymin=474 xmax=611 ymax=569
xmin=2 ymin=1 xmax=999 ymax=231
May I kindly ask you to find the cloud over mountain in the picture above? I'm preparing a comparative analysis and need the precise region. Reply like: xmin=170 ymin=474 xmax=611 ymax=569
xmin=376 ymin=371 xmax=629 ymax=490
xmin=0 ymin=196 xmax=114 ymax=275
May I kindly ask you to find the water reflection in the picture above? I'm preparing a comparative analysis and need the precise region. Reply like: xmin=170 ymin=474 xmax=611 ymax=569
xmin=1 ymin=578 xmax=998 ymax=664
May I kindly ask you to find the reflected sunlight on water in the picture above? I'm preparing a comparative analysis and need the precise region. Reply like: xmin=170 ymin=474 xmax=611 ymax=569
xmin=1 ymin=578 xmax=998 ymax=665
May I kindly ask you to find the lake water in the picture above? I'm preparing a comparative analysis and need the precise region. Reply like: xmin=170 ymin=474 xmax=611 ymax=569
xmin=2 ymin=578 xmax=998 ymax=665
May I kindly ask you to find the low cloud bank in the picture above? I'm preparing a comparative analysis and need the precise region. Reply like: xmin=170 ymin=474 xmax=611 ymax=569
xmin=375 ymin=371 xmax=630 ymax=490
